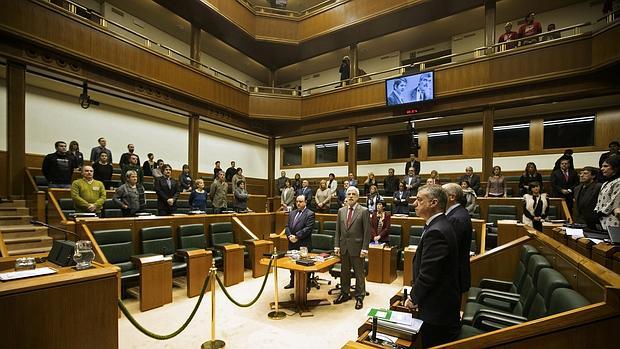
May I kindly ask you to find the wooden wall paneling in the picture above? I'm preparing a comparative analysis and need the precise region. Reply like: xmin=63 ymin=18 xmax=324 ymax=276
xmin=188 ymin=114 xmax=199 ymax=180
xmin=7 ymin=62 xmax=26 ymax=197
xmin=348 ymin=126 xmax=357 ymax=176
xmin=595 ymin=109 xmax=620 ymax=148
xmin=529 ymin=119 xmax=544 ymax=152
xmin=482 ymin=107 xmax=494 ymax=178
xmin=338 ymin=139 xmax=346 ymax=163
xmin=371 ymin=135 xmax=387 ymax=162
xmin=301 ymin=82 xmax=385 ymax=118
xmin=469 ymin=237 xmax=527 ymax=287
xmin=462 ymin=124 xmax=483 ymax=157
xmin=248 ymin=94 xmax=301 ymax=119
xmin=302 ymin=143 xmax=314 ymax=167
xmin=590 ymin=21 xmax=620 ymax=69
xmin=417 ymin=131 xmax=428 ymax=161
xmin=235 ymin=213 xmax=275 ymax=239
xmin=254 ymin=17 xmax=298 ymax=42
xmin=207 ymin=0 xmax=255 ymax=35
xmin=0 ymin=151 xmax=8 ymax=198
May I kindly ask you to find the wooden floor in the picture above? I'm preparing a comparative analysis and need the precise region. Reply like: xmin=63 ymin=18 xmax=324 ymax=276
xmin=119 ymin=269 xmax=403 ymax=348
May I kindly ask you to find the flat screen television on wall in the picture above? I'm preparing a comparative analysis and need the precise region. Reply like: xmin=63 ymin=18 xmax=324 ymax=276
xmin=385 ymin=71 xmax=434 ymax=106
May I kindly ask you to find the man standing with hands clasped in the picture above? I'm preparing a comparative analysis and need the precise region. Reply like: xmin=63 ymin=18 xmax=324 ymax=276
xmin=404 ymin=185 xmax=461 ymax=348
xmin=284 ymin=195 xmax=315 ymax=291
xmin=334 ymin=186 xmax=371 ymax=310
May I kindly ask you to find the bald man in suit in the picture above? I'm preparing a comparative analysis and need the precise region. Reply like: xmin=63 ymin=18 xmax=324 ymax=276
xmin=334 ymin=186 xmax=371 ymax=310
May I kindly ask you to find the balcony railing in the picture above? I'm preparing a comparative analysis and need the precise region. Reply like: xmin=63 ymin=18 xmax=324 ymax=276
xmin=237 ymin=0 xmax=344 ymax=18
xmin=43 ymin=0 xmax=617 ymax=98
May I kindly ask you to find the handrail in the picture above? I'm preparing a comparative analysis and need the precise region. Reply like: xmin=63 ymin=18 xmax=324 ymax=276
xmin=41 ymin=0 xmax=613 ymax=99
xmin=596 ymin=8 xmax=620 ymax=23
xmin=240 ymin=0 xmax=343 ymax=18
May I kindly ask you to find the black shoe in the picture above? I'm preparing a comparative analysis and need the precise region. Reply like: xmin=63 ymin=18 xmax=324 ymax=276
xmin=284 ymin=282 xmax=294 ymax=289
xmin=355 ymin=298 xmax=363 ymax=310
xmin=333 ymin=294 xmax=351 ymax=304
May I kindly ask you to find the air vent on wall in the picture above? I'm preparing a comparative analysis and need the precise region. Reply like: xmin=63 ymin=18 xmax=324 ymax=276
xmin=111 ymin=7 xmax=124 ymax=17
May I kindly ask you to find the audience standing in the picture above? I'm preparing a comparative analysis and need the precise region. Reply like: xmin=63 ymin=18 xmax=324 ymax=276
xmin=314 ymin=180 xmax=331 ymax=213
xmin=276 ymin=171 xmax=289 ymax=194
xmin=179 ymin=164 xmax=193 ymax=192
xmin=188 ymin=178 xmax=208 ymax=212
xmin=121 ymin=154 xmax=144 ymax=185
xmin=443 ymin=183 xmax=473 ymax=295
xmin=339 ymin=56 xmax=350 ymax=85
xmin=363 ymin=172 xmax=377 ymax=195
xmin=152 ymin=159 xmax=164 ymax=178
xmin=142 ymin=153 xmax=155 ymax=177
xmin=297 ymin=179 xmax=314 ymax=204
xmin=209 ymin=171 xmax=228 ymax=214
xmin=233 ymin=180 xmax=249 ymax=212
xmin=68 ymin=140 xmax=84 ymax=170
xmin=337 ymin=180 xmax=350 ymax=207
xmin=519 ymin=162 xmax=543 ymax=196
xmin=113 ymin=170 xmax=146 ymax=217
xmin=498 ymin=22 xmax=518 ymax=49
xmin=370 ymin=201 xmax=391 ymax=243
xmin=231 ymin=168 xmax=246 ymax=187
xmin=327 ymin=173 xmax=338 ymax=194
xmin=522 ymin=182 xmax=549 ymax=232
xmin=92 ymin=152 xmax=113 ymax=189
xmin=393 ymin=182 xmax=411 ymax=215
xmin=366 ymin=184 xmax=382 ymax=214
xmin=383 ymin=168 xmax=400 ymax=196
xmin=403 ymin=168 xmax=421 ymax=196
xmin=518 ymin=12 xmax=542 ymax=45
xmin=542 ymin=23 xmax=560 ymax=41
xmin=42 ymin=141 xmax=75 ymax=188
xmin=459 ymin=166 xmax=481 ymax=195
xmin=280 ymin=179 xmax=295 ymax=211
xmin=347 ymin=173 xmax=358 ymax=187
xmin=460 ymin=180 xmax=477 ymax=216
xmin=292 ymin=173 xmax=302 ymax=191
xmin=225 ymin=161 xmax=237 ymax=182
xmin=213 ymin=161 xmax=223 ymax=180
xmin=551 ymin=156 xmax=579 ymax=212
xmin=119 ymin=144 xmax=140 ymax=169
xmin=405 ymin=153 xmax=421 ymax=175
xmin=427 ymin=170 xmax=441 ymax=185
xmin=89 ymin=137 xmax=112 ymax=163
xmin=573 ymin=167 xmax=602 ymax=230
xmin=154 ymin=164 xmax=179 ymax=216
xmin=553 ymin=149 xmax=575 ymax=171
xmin=595 ymin=155 xmax=620 ymax=230
xmin=599 ymin=141 xmax=619 ymax=169
xmin=71 ymin=165 xmax=106 ymax=215
xmin=485 ymin=165 xmax=506 ymax=197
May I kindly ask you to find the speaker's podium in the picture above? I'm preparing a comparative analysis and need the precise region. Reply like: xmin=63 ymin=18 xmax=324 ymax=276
xmin=0 ymin=260 xmax=119 ymax=349
xmin=366 ymin=243 xmax=398 ymax=284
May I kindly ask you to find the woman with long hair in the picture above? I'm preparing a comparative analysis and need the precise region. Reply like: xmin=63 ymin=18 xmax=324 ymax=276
xmin=519 ymin=162 xmax=543 ymax=196
xmin=595 ymin=155 xmax=620 ymax=230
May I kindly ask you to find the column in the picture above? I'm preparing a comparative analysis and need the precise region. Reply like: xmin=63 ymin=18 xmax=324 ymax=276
xmin=349 ymin=44 xmax=358 ymax=80
xmin=190 ymin=24 xmax=201 ymax=69
xmin=7 ymin=62 xmax=26 ymax=198
xmin=188 ymin=114 xmax=200 ymax=180
xmin=482 ymin=107 xmax=494 ymax=178
xmin=268 ymin=136 xmax=275 ymax=198
xmin=268 ymin=69 xmax=276 ymax=88
xmin=348 ymin=126 xmax=357 ymax=178
xmin=484 ymin=0 xmax=496 ymax=52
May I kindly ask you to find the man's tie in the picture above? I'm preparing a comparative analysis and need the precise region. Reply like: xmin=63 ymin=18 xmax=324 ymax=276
xmin=346 ymin=207 xmax=354 ymax=226
xmin=563 ymin=171 xmax=569 ymax=182
xmin=293 ymin=211 xmax=301 ymax=225
xmin=167 ymin=178 xmax=171 ymax=190
xmin=421 ymin=224 xmax=428 ymax=236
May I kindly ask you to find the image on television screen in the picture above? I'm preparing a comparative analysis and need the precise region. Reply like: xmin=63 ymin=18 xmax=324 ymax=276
xmin=385 ymin=71 xmax=434 ymax=106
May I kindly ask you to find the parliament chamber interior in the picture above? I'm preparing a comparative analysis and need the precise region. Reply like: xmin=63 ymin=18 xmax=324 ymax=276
xmin=0 ymin=0 xmax=619 ymax=348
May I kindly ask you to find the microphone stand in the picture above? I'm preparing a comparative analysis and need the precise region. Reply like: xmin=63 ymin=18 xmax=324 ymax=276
xmin=31 ymin=220 xmax=81 ymax=267
xmin=31 ymin=220 xmax=81 ymax=241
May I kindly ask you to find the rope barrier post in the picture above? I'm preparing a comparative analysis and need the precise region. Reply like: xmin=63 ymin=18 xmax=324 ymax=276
xmin=268 ymin=247 xmax=286 ymax=320
xmin=202 ymin=261 xmax=225 ymax=349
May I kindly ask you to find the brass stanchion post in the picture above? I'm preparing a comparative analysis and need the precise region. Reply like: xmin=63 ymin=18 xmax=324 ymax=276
xmin=202 ymin=261 xmax=225 ymax=349
xmin=268 ymin=247 xmax=286 ymax=320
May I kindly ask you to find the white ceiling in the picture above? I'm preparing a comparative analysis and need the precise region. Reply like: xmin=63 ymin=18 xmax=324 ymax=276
xmin=92 ymin=0 xmax=586 ymax=85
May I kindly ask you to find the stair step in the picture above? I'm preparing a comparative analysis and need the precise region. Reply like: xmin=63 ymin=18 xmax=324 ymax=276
xmin=0 ymin=216 xmax=34 ymax=225
xmin=3 ymin=235 xmax=53 ymax=245
xmin=0 ymin=225 xmax=48 ymax=233
xmin=8 ymin=246 xmax=53 ymax=256
xmin=0 ymin=199 xmax=26 ymax=207
xmin=0 ymin=207 xmax=30 ymax=216
xmin=5 ymin=236 xmax=53 ymax=251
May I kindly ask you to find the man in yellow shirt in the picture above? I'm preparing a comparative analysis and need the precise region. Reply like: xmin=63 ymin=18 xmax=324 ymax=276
xmin=71 ymin=165 xmax=106 ymax=214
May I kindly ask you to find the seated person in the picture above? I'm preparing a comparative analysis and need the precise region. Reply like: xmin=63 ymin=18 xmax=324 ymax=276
xmin=392 ymin=182 xmax=410 ymax=215
xmin=113 ymin=170 xmax=146 ymax=217
xmin=71 ymin=165 xmax=106 ymax=215
xmin=370 ymin=201 xmax=390 ymax=243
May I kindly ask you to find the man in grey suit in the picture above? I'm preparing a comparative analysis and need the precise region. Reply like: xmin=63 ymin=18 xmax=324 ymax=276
xmin=334 ymin=186 xmax=371 ymax=310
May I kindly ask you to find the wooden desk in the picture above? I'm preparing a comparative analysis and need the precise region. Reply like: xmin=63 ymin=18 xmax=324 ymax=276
xmin=132 ymin=255 xmax=173 ymax=311
xmin=245 ymin=239 xmax=273 ymax=278
xmin=497 ymin=220 xmax=524 ymax=246
xmin=402 ymin=246 xmax=416 ymax=287
xmin=178 ymin=249 xmax=212 ymax=298
xmin=381 ymin=246 xmax=398 ymax=284
xmin=220 ymin=244 xmax=244 ymax=286
xmin=0 ymin=262 xmax=118 ymax=349
xmin=260 ymin=254 xmax=339 ymax=317
xmin=366 ymin=244 xmax=384 ymax=283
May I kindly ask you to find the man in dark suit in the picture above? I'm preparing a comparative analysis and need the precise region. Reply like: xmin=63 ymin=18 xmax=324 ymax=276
xmin=459 ymin=166 xmax=481 ymax=194
xmin=296 ymin=180 xmax=313 ymax=204
xmin=442 ymin=183 xmax=472 ymax=295
xmin=284 ymin=195 xmax=315 ymax=289
xmin=334 ymin=186 xmax=371 ymax=310
xmin=405 ymin=185 xmax=461 ymax=348
xmin=392 ymin=182 xmax=411 ymax=215
xmin=551 ymin=156 xmax=579 ymax=212
xmin=154 ymin=164 xmax=179 ymax=216
xmin=383 ymin=168 xmax=400 ymax=196
xmin=404 ymin=153 xmax=421 ymax=176
xmin=573 ymin=167 xmax=602 ymax=230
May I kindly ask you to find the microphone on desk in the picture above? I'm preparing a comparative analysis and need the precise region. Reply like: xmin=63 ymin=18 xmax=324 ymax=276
xmin=371 ymin=316 xmax=378 ymax=343
xmin=31 ymin=220 xmax=79 ymax=267
xmin=402 ymin=288 xmax=408 ymax=306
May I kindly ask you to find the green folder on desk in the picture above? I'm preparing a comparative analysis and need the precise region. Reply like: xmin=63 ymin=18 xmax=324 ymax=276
xmin=367 ymin=308 xmax=393 ymax=321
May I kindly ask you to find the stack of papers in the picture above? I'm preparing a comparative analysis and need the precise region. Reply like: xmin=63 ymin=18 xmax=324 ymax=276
xmin=366 ymin=307 xmax=423 ymax=334
xmin=0 ymin=267 xmax=57 ymax=281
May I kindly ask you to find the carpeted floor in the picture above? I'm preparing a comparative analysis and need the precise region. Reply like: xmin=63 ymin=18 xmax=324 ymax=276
xmin=119 ymin=268 xmax=404 ymax=348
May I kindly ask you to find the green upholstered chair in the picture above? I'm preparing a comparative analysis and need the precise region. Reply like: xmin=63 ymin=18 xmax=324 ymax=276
xmin=322 ymin=221 xmax=337 ymax=237
xmin=178 ymin=223 xmax=222 ymax=266
xmin=139 ymin=226 xmax=186 ymax=274
xmin=103 ymin=199 xmax=123 ymax=218
xmin=93 ymin=228 xmax=139 ymax=282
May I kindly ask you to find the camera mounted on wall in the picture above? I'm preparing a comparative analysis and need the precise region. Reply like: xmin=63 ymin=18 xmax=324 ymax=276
xmin=407 ymin=117 xmax=420 ymax=156
xmin=79 ymin=81 xmax=100 ymax=109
